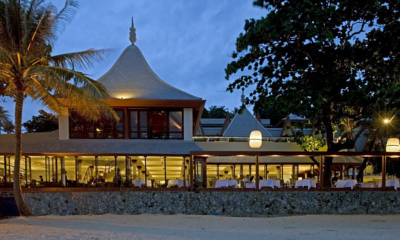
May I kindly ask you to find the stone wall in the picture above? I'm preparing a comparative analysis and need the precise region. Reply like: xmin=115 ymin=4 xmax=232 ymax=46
xmin=23 ymin=190 xmax=399 ymax=216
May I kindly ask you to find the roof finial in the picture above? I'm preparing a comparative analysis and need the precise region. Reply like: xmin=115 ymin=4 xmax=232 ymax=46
xmin=129 ymin=17 xmax=136 ymax=45
xmin=241 ymin=89 xmax=246 ymax=105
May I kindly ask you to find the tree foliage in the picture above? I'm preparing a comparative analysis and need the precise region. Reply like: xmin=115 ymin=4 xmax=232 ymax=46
xmin=0 ymin=105 xmax=13 ymax=133
xmin=202 ymin=105 xmax=235 ymax=119
xmin=23 ymin=109 xmax=58 ymax=133
xmin=226 ymin=0 xmax=399 ymax=186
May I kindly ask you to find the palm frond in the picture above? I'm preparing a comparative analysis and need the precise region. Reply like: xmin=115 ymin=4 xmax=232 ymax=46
xmin=50 ymin=48 xmax=105 ymax=70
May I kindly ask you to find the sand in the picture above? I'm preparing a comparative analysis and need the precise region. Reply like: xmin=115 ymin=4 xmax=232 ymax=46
xmin=0 ymin=214 xmax=399 ymax=240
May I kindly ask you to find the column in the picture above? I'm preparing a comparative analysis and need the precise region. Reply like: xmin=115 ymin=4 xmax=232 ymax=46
xmin=3 ymin=155 xmax=7 ymax=183
xmin=183 ymin=108 xmax=193 ymax=141
xmin=61 ymin=156 xmax=66 ymax=187
xmin=381 ymin=155 xmax=386 ymax=189
xmin=255 ymin=156 xmax=260 ymax=190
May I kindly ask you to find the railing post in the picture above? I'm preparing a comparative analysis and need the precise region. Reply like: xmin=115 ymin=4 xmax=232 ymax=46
xmin=381 ymin=155 xmax=386 ymax=189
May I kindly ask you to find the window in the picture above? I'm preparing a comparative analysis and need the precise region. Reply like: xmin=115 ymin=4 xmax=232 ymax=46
xmin=70 ymin=109 xmax=125 ymax=139
xmin=169 ymin=111 xmax=183 ymax=139
xmin=139 ymin=111 xmax=148 ymax=138
xmin=70 ymin=108 xmax=184 ymax=139
xmin=149 ymin=111 xmax=168 ymax=139
xmin=129 ymin=110 xmax=139 ymax=138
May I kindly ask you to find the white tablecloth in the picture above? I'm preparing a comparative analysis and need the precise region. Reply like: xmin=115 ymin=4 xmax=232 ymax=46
xmin=259 ymin=179 xmax=281 ymax=189
xmin=133 ymin=179 xmax=152 ymax=187
xmin=245 ymin=182 xmax=256 ymax=189
xmin=382 ymin=179 xmax=400 ymax=190
xmin=133 ymin=179 xmax=144 ymax=187
xmin=167 ymin=179 xmax=185 ymax=188
xmin=215 ymin=179 xmax=238 ymax=188
xmin=335 ymin=179 xmax=358 ymax=189
xmin=295 ymin=179 xmax=316 ymax=190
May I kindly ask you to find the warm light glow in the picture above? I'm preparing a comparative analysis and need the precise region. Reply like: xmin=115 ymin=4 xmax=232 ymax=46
xmin=249 ymin=130 xmax=263 ymax=149
xmin=386 ymin=138 xmax=400 ymax=152
xmin=96 ymin=128 xmax=102 ymax=132
xmin=383 ymin=118 xmax=392 ymax=125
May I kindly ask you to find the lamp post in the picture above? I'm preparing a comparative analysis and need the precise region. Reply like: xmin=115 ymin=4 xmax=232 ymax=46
xmin=249 ymin=130 xmax=262 ymax=190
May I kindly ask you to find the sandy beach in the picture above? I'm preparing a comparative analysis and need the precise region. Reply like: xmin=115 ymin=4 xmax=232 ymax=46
xmin=0 ymin=214 xmax=399 ymax=240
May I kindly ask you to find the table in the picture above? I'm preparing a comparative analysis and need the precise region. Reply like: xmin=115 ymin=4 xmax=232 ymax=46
xmin=382 ymin=179 xmax=400 ymax=190
xmin=295 ymin=179 xmax=316 ymax=190
xmin=244 ymin=182 xmax=256 ymax=189
xmin=132 ymin=179 xmax=152 ymax=188
xmin=133 ymin=179 xmax=145 ymax=188
xmin=167 ymin=179 xmax=185 ymax=188
xmin=259 ymin=179 xmax=281 ymax=189
xmin=335 ymin=179 xmax=358 ymax=189
xmin=215 ymin=179 xmax=238 ymax=188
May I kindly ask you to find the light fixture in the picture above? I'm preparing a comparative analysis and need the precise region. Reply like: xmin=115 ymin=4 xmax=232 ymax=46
xmin=249 ymin=130 xmax=263 ymax=149
xmin=383 ymin=118 xmax=392 ymax=125
xmin=386 ymin=138 xmax=400 ymax=152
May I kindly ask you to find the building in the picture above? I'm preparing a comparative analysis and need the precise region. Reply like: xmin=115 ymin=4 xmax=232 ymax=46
xmin=0 ymin=22 xmax=394 ymax=190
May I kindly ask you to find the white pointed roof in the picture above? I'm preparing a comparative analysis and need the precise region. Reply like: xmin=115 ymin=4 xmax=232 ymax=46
xmin=223 ymin=108 xmax=272 ymax=137
xmin=99 ymin=44 xmax=201 ymax=100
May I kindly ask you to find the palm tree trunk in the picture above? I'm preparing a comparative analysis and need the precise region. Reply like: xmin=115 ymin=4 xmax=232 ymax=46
xmin=13 ymin=91 xmax=31 ymax=216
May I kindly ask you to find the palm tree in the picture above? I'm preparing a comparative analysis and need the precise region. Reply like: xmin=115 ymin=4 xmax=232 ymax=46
xmin=0 ymin=106 xmax=14 ymax=133
xmin=0 ymin=0 xmax=114 ymax=216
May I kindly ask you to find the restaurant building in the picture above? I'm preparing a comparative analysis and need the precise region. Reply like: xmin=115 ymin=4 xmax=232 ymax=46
xmin=0 ymin=22 xmax=398 ymax=190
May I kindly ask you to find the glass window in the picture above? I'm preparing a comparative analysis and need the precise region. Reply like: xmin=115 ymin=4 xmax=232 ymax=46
xmin=129 ymin=110 xmax=139 ymax=138
xmin=139 ymin=111 xmax=148 ymax=138
xmin=115 ymin=109 xmax=125 ymax=138
xmin=169 ymin=111 xmax=183 ymax=139
xmin=149 ymin=111 xmax=168 ymax=139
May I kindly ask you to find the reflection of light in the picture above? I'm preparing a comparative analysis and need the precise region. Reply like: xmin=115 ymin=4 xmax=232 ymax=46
xmin=96 ymin=128 xmax=102 ymax=132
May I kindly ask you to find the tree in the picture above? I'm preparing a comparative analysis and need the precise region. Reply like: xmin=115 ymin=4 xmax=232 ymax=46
xmin=0 ymin=0 xmax=114 ymax=216
xmin=0 ymin=105 xmax=14 ymax=133
xmin=226 ymin=0 xmax=399 ymax=187
xmin=23 ymin=109 xmax=57 ymax=133
xmin=202 ymin=105 xmax=235 ymax=119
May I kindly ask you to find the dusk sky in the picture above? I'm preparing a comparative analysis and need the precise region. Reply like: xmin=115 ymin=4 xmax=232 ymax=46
xmin=0 ymin=0 xmax=266 ymax=122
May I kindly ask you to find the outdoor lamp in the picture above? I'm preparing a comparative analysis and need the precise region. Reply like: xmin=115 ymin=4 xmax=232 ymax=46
xmin=386 ymin=138 xmax=400 ymax=152
xmin=249 ymin=130 xmax=263 ymax=149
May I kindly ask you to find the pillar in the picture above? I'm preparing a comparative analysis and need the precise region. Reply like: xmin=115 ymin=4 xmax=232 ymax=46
xmin=183 ymin=108 xmax=193 ymax=141
xmin=61 ymin=157 xmax=66 ymax=187
xmin=381 ymin=155 xmax=386 ymax=189
xmin=255 ymin=156 xmax=260 ymax=190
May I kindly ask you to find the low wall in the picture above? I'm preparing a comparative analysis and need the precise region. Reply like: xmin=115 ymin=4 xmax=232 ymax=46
xmin=22 ymin=190 xmax=399 ymax=216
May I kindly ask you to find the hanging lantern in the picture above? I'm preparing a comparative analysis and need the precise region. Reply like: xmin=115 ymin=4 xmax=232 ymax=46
xmin=249 ymin=130 xmax=263 ymax=149
xmin=386 ymin=138 xmax=400 ymax=152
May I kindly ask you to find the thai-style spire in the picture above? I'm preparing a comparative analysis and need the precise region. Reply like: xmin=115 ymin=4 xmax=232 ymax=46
xmin=129 ymin=17 xmax=136 ymax=45
xmin=240 ymin=89 xmax=246 ymax=105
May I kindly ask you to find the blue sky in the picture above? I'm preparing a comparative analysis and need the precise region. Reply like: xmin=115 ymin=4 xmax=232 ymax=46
xmin=0 ymin=0 xmax=265 ymax=122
